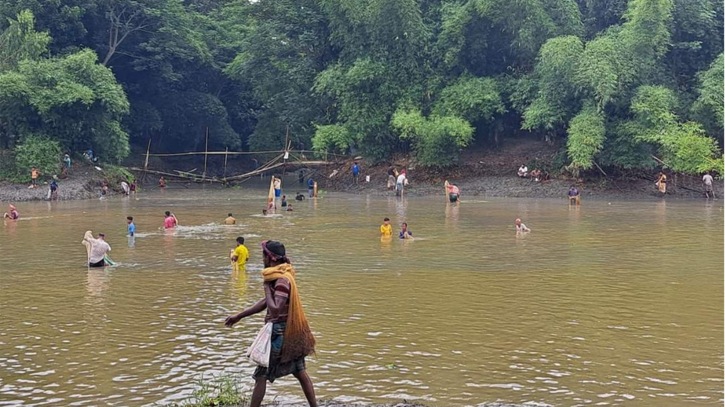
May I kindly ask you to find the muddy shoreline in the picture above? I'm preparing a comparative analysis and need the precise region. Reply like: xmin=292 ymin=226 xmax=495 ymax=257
xmin=318 ymin=173 xmax=720 ymax=201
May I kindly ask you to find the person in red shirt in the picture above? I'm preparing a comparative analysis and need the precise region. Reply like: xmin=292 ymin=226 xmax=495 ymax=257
xmin=163 ymin=211 xmax=178 ymax=228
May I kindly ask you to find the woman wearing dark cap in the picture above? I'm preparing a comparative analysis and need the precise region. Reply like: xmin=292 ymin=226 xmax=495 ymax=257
xmin=225 ymin=240 xmax=317 ymax=407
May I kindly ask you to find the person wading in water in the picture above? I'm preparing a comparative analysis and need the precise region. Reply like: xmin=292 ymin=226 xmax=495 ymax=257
xmin=224 ymin=240 xmax=317 ymax=407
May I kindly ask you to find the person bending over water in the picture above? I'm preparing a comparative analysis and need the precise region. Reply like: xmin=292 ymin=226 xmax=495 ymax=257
xmin=399 ymin=222 xmax=413 ymax=239
xmin=225 ymin=240 xmax=317 ymax=407
xmin=83 ymin=232 xmax=111 ymax=267
xmin=164 ymin=211 xmax=178 ymax=228
xmin=225 ymin=213 xmax=236 ymax=225
xmin=295 ymin=192 xmax=305 ymax=201
xmin=515 ymin=218 xmax=530 ymax=232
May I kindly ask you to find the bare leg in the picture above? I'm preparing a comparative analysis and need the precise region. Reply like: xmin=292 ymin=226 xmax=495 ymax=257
xmin=249 ymin=378 xmax=267 ymax=407
xmin=293 ymin=371 xmax=317 ymax=407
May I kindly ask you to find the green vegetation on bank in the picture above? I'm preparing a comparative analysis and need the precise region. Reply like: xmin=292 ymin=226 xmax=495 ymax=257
xmin=166 ymin=374 xmax=247 ymax=407
xmin=0 ymin=0 xmax=721 ymax=177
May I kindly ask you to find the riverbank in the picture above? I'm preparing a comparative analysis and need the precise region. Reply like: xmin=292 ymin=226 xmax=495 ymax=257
xmin=0 ymin=165 xmax=105 ymax=202
xmin=315 ymin=141 xmax=720 ymax=201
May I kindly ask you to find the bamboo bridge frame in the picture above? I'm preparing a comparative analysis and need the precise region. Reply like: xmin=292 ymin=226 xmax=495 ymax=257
xmin=128 ymin=137 xmax=345 ymax=184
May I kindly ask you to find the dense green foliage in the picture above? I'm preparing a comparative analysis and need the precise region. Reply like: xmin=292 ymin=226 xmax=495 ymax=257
xmin=13 ymin=136 xmax=61 ymax=181
xmin=0 ymin=0 xmax=721 ymax=172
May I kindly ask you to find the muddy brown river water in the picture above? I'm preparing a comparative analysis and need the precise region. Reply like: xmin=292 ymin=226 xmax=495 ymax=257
xmin=0 ymin=187 xmax=722 ymax=406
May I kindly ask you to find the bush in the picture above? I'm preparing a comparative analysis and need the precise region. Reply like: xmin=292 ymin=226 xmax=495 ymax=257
xmin=391 ymin=109 xmax=474 ymax=168
xmin=103 ymin=164 xmax=135 ymax=188
xmin=13 ymin=135 xmax=61 ymax=181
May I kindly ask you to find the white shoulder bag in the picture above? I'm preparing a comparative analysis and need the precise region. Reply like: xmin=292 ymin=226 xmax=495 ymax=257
xmin=246 ymin=323 xmax=273 ymax=367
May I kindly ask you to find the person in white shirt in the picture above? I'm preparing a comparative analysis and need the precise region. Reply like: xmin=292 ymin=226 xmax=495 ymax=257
xmin=396 ymin=170 xmax=407 ymax=197
xmin=515 ymin=218 xmax=530 ymax=233
xmin=83 ymin=231 xmax=111 ymax=267
xmin=702 ymin=172 xmax=715 ymax=199
xmin=518 ymin=165 xmax=528 ymax=178
xmin=120 ymin=181 xmax=130 ymax=195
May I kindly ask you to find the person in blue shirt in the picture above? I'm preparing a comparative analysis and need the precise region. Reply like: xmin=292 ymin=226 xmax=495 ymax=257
xmin=399 ymin=222 xmax=413 ymax=239
xmin=352 ymin=162 xmax=360 ymax=184
xmin=307 ymin=177 xmax=315 ymax=197
xmin=127 ymin=216 xmax=136 ymax=236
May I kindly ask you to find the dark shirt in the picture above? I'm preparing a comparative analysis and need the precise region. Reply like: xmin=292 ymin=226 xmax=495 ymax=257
xmin=353 ymin=164 xmax=360 ymax=175
xmin=399 ymin=230 xmax=412 ymax=239
xmin=568 ymin=188 xmax=579 ymax=196
xmin=387 ymin=168 xmax=395 ymax=176
xmin=50 ymin=182 xmax=58 ymax=191
xmin=264 ymin=278 xmax=291 ymax=323
xmin=307 ymin=179 xmax=314 ymax=188
xmin=281 ymin=199 xmax=287 ymax=207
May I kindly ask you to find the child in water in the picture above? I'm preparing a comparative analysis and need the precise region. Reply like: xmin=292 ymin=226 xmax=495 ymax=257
xmin=380 ymin=217 xmax=392 ymax=237
xmin=127 ymin=216 xmax=136 ymax=236
xmin=281 ymin=195 xmax=288 ymax=207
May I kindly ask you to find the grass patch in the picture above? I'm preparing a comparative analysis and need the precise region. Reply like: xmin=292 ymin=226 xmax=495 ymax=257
xmin=166 ymin=374 xmax=248 ymax=407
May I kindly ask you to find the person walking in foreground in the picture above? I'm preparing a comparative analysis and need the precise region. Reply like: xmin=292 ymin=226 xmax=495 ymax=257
xmin=703 ymin=172 xmax=715 ymax=199
xmin=225 ymin=240 xmax=317 ymax=407
xmin=83 ymin=231 xmax=111 ymax=267
xmin=225 ymin=213 xmax=236 ymax=225
xmin=515 ymin=218 xmax=530 ymax=233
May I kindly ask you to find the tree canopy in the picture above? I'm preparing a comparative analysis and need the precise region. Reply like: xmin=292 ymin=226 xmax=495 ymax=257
xmin=0 ymin=0 xmax=721 ymax=173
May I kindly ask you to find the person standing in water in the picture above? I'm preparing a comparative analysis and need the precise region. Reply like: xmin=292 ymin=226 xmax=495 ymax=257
xmin=49 ymin=180 xmax=59 ymax=201
xmin=446 ymin=183 xmax=460 ymax=203
xmin=84 ymin=232 xmax=111 ymax=267
xmin=703 ymin=172 xmax=715 ymax=199
xmin=127 ymin=216 xmax=136 ymax=236
xmin=515 ymin=218 xmax=530 ymax=232
xmin=655 ymin=172 xmax=667 ymax=194
xmin=230 ymin=236 xmax=249 ymax=271
xmin=225 ymin=213 xmax=236 ymax=225
xmin=159 ymin=177 xmax=166 ymax=188
xmin=281 ymin=195 xmax=288 ymax=207
xmin=273 ymin=176 xmax=282 ymax=199
xmin=307 ymin=177 xmax=315 ymax=198
xmin=380 ymin=218 xmax=392 ymax=237
xmin=568 ymin=185 xmax=580 ymax=205
xmin=164 ymin=211 xmax=178 ymax=229
xmin=130 ymin=180 xmax=138 ymax=194
xmin=399 ymin=222 xmax=413 ymax=239
xmin=225 ymin=240 xmax=317 ymax=407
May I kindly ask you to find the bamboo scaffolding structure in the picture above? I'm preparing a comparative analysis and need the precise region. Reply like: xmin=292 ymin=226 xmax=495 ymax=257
xmin=140 ymin=150 xmax=349 ymax=158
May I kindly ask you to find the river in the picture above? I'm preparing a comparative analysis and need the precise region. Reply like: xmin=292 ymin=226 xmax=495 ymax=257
xmin=0 ymin=186 xmax=722 ymax=406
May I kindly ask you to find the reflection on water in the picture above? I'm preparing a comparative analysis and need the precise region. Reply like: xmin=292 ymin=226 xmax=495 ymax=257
xmin=0 ymin=188 xmax=722 ymax=407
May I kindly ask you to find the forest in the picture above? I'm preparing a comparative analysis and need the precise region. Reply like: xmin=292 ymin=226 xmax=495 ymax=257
xmin=0 ymin=0 xmax=722 ymax=179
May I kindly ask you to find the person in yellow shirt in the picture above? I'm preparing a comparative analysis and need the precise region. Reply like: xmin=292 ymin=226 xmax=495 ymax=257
xmin=380 ymin=217 xmax=393 ymax=237
xmin=224 ymin=213 xmax=236 ymax=225
xmin=230 ymin=236 xmax=249 ymax=271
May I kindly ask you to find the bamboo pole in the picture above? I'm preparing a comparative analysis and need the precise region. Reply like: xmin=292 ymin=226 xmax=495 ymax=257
xmin=139 ymin=150 xmax=350 ymax=158
xmin=223 ymin=147 xmax=229 ymax=179
xmin=142 ymin=137 xmax=152 ymax=182
xmin=203 ymin=127 xmax=209 ymax=179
